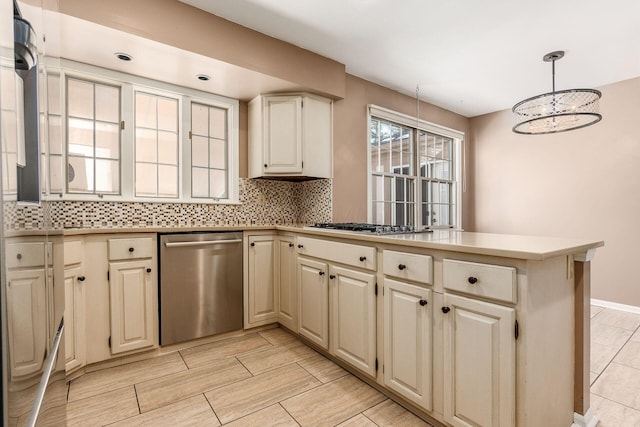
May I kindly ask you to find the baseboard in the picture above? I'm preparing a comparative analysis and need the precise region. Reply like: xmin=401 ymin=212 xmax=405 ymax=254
xmin=571 ymin=408 xmax=598 ymax=427
xmin=591 ymin=298 xmax=640 ymax=315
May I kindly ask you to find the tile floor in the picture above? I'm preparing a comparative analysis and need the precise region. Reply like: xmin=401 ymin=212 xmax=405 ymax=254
xmin=41 ymin=305 xmax=640 ymax=426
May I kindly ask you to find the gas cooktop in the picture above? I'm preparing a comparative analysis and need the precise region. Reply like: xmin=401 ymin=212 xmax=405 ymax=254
xmin=309 ymin=222 xmax=433 ymax=235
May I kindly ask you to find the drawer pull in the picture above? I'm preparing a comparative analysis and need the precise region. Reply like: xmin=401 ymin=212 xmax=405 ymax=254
xmin=319 ymin=271 xmax=325 ymax=276
xmin=298 ymin=244 xmax=304 ymax=249
xmin=16 ymin=253 xmax=22 ymax=260
xmin=146 ymin=268 xmax=152 ymax=273
xmin=289 ymin=243 xmax=294 ymax=248
xmin=359 ymin=256 xmax=366 ymax=262
xmin=419 ymin=299 xmax=428 ymax=306
xmin=467 ymin=276 xmax=478 ymax=284
xmin=329 ymin=274 xmax=336 ymax=279
xmin=441 ymin=306 xmax=451 ymax=313
xmin=398 ymin=264 xmax=406 ymax=270
xmin=77 ymin=276 xmax=86 ymax=282
xmin=128 ymin=247 xmax=135 ymax=252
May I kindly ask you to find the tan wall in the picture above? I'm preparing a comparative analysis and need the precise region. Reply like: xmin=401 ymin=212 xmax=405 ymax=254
xmin=469 ymin=76 xmax=640 ymax=307
xmin=332 ymin=74 xmax=472 ymax=226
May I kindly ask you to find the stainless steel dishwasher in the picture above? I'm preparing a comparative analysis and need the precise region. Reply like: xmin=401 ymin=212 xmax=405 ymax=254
xmin=159 ymin=232 xmax=243 ymax=346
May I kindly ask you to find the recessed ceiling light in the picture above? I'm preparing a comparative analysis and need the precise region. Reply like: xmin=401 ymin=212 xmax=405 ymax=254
xmin=115 ymin=52 xmax=133 ymax=62
xmin=196 ymin=74 xmax=211 ymax=81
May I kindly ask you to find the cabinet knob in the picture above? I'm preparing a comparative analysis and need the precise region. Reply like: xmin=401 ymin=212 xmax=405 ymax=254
xmin=419 ymin=299 xmax=428 ymax=306
xmin=298 ymin=244 xmax=304 ymax=249
xmin=329 ymin=274 xmax=336 ymax=279
xmin=359 ymin=256 xmax=366 ymax=262
xmin=129 ymin=247 xmax=135 ymax=252
xmin=16 ymin=253 xmax=22 ymax=260
xmin=319 ymin=271 xmax=325 ymax=276
xmin=441 ymin=307 xmax=451 ymax=313
xmin=467 ymin=276 xmax=478 ymax=284
xmin=77 ymin=276 xmax=86 ymax=282
xmin=264 ymin=164 xmax=268 ymax=168
xmin=398 ymin=264 xmax=406 ymax=270
xmin=250 ymin=242 xmax=255 ymax=247
xmin=146 ymin=268 xmax=152 ymax=273
xmin=289 ymin=243 xmax=294 ymax=248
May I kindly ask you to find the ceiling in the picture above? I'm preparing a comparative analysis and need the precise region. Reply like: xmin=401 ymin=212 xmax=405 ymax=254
xmin=179 ymin=0 xmax=640 ymax=117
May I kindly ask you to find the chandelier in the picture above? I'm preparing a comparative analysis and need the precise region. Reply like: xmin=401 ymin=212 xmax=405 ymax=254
xmin=512 ymin=51 xmax=602 ymax=135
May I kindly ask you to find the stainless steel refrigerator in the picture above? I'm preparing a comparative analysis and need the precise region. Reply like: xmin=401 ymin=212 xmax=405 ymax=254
xmin=1 ymin=1 xmax=65 ymax=425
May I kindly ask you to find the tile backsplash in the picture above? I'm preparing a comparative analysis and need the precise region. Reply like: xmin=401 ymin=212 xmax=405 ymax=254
xmin=3 ymin=178 xmax=332 ymax=231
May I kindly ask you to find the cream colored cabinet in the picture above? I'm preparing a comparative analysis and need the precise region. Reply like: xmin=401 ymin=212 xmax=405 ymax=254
xmin=442 ymin=293 xmax=516 ymax=427
xmin=249 ymin=93 xmax=332 ymax=179
xmin=5 ymin=240 xmax=50 ymax=380
xmin=297 ymin=257 xmax=329 ymax=349
xmin=108 ymin=237 xmax=156 ymax=355
xmin=383 ymin=278 xmax=432 ymax=411
xmin=329 ymin=265 xmax=376 ymax=376
xmin=64 ymin=239 xmax=86 ymax=372
xmin=277 ymin=235 xmax=298 ymax=331
xmin=245 ymin=234 xmax=278 ymax=327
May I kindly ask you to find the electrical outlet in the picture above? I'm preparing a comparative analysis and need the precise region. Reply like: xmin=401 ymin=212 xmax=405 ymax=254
xmin=258 ymin=193 xmax=266 ymax=206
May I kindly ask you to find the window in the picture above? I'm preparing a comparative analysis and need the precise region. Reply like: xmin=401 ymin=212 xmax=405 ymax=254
xmin=368 ymin=105 xmax=463 ymax=229
xmin=40 ymin=59 xmax=239 ymax=203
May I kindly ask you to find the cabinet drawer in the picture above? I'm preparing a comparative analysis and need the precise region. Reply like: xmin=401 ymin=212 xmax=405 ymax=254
xmin=64 ymin=240 xmax=84 ymax=266
xmin=297 ymin=236 xmax=376 ymax=270
xmin=383 ymin=250 xmax=433 ymax=285
xmin=108 ymin=238 xmax=154 ymax=261
xmin=6 ymin=242 xmax=45 ymax=268
xmin=443 ymin=259 xmax=517 ymax=304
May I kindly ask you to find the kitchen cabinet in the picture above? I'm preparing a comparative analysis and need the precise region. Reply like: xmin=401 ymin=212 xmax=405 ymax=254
xmin=277 ymin=235 xmax=298 ymax=332
xmin=245 ymin=234 xmax=278 ymax=327
xmin=329 ymin=265 xmax=376 ymax=376
xmin=108 ymin=237 xmax=156 ymax=354
xmin=64 ymin=239 xmax=86 ymax=372
xmin=383 ymin=278 xmax=432 ymax=411
xmin=5 ymin=240 xmax=51 ymax=380
xmin=248 ymin=93 xmax=332 ymax=179
xmin=297 ymin=257 xmax=329 ymax=349
xmin=442 ymin=293 xmax=515 ymax=427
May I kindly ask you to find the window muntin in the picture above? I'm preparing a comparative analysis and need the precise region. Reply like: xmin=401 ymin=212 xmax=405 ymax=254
xmin=134 ymin=91 xmax=179 ymax=198
xmin=369 ymin=112 xmax=461 ymax=229
xmin=66 ymin=77 xmax=120 ymax=194
xmin=191 ymin=102 xmax=228 ymax=199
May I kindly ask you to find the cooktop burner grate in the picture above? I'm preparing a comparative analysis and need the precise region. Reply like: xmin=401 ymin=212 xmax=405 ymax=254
xmin=310 ymin=222 xmax=433 ymax=235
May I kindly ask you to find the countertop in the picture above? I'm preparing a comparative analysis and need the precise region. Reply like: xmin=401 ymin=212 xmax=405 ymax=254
xmin=5 ymin=225 xmax=604 ymax=261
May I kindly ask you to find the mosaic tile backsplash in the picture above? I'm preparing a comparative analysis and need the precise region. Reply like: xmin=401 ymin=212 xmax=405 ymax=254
xmin=3 ymin=178 xmax=332 ymax=231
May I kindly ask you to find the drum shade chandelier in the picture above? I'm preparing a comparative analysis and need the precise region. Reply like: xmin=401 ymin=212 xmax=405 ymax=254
xmin=512 ymin=51 xmax=602 ymax=135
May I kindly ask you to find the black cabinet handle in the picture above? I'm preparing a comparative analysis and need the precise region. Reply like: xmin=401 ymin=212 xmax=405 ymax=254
xmin=77 ymin=276 xmax=86 ymax=282
xmin=398 ymin=264 xmax=406 ymax=270
xmin=419 ymin=299 xmax=428 ymax=306
xmin=250 ymin=242 xmax=255 ymax=247
xmin=442 ymin=307 xmax=451 ymax=313
xmin=264 ymin=164 xmax=268 ymax=168
xmin=16 ymin=253 xmax=22 ymax=260
xmin=146 ymin=268 xmax=152 ymax=273
xmin=468 ymin=276 xmax=478 ymax=284
xmin=319 ymin=271 xmax=325 ymax=276
xmin=129 ymin=247 xmax=134 ymax=252
xmin=298 ymin=244 xmax=304 ymax=249
xmin=289 ymin=243 xmax=294 ymax=248
xmin=359 ymin=256 xmax=366 ymax=262
xmin=329 ymin=274 xmax=336 ymax=279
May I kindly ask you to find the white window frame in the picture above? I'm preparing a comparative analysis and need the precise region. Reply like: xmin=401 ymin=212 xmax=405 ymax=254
xmin=367 ymin=104 xmax=464 ymax=229
xmin=42 ymin=58 xmax=239 ymax=204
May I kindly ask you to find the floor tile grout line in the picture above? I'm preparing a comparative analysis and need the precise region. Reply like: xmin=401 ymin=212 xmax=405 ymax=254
xmin=133 ymin=383 xmax=142 ymax=415
xmin=593 ymin=327 xmax=640 ymax=386
xmin=234 ymin=355 xmax=255 ymax=377
xmin=203 ymin=392 xmax=224 ymax=425
xmin=295 ymin=360 xmax=325 ymax=384
xmin=591 ymin=391 xmax=640 ymax=414
xmin=361 ymin=411 xmax=383 ymax=427
xmin=177 ymin=348 xmax=190 ymax=369
xmin=278 ymin=402 xmax=302 ymax=427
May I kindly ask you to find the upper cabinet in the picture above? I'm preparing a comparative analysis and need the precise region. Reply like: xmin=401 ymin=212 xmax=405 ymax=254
xmin=249 ymin=93 xmax=332 ymax=179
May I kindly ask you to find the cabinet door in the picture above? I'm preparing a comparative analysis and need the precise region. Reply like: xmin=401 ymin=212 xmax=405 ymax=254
xmin=6 ymin=269 xmax=47 ymax=379
xmin=383 ymin=279 xmax=432 ymax=410
xmin=443 ymin=293 xmax=516 ymax=427
xmin=109 ymin=260 xmax=154 ymax=354
xmin=264 ymin=96 xmax=302 ymax=174
xmin=64 ymin=265 xmax=86 ymax=372
xmin=298 ymin=257 xmax=329 ymax=349
xmin=248 ymin=235 xmax=278 ymax=324
xmin=277 ymin=237 xmax=297 ymax=331
xmin=330 ymin=265 xmax=376 ymax=376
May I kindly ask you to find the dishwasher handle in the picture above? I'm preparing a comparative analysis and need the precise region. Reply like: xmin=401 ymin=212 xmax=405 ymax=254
xmin=164 ymin=239 xmax=242 ymax=248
